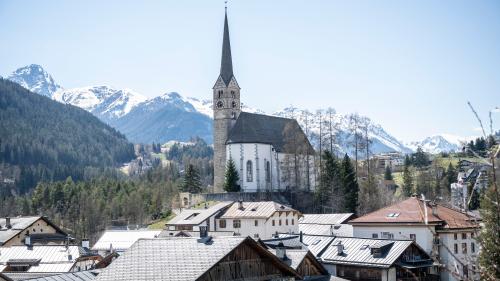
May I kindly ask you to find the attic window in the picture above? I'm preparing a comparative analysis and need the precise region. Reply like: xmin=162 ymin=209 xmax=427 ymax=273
xmin=333 ymin=224 xmax=341 ymax=230
xmin=251 ymin=208 xmax=257 ymax=211
xmin=386 ymin=213 xmax=400 ymax=218
xmin=185 ymin=213 xmax=200 ymax=220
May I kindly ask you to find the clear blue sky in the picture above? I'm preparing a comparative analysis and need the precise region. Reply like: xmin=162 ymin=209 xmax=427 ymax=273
xmin=1 ymin=0 xmax=499 ymax=141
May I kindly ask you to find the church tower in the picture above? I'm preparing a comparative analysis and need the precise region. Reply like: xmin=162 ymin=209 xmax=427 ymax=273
xmin=213 ymin=8 xmax=241 ymax=192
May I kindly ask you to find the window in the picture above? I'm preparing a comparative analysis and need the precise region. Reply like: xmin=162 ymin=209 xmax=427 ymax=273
xmin=219 ymin=219 xmax=226 ymax=228
xmin=231 ymin=91 xmax=235 ymax=98
xmin=471 ymin=242 xmax=475 ymax=253
xmin=381 ymin=232 xmax=393 ymax=239
xmin=272 ymin=220 xmax=275 ymax=226
xmin=233 ymin=220 xmax=241 ymax=229
xmin=386 ymin=213 xmax=400 ymax=218
xmin=372 ymin=233 xmax=379 ymax=238
xmin=462 ymin=243 xmax=467 ymax=254
xmin=462 ymin=233 xmax=467 ymax=239
xmin=254 ymin=233 xmax=259 ymax=238
xmin=454 ymin=233 xmax=458 ymax=240
xmin=463 ymin=266 xmax=468 ymax=278
xmin=291 ymin=219 xmax=294 ymax=225
xmin=246 ymin=160 xmax=253 ymax=182
xmin=265 ymin=161 xmax=271 ymax=183
xmin=410 ymin=234 xmax=416 ymax=241
xmin=471 ymin=232 xmax=475 ymax=239
xmin=218 ymin=90 xmax=223 ymax=98
xmin=254 ymin=220 xmax=258 ymax=227
xmin=231 ymin=101 xmax=237 ymax=108
xmin=454 ymin=244 xmax=458 ymax=254
xmin=279 ymin=220 xmax=282 ymax=226
xmin=286 ymin=219 xmax=288 ymax=226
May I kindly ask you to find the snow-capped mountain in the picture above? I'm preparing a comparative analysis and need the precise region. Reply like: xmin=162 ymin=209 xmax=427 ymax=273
xmin=5 ymin=64 xmax=466 ymax=153
xmin=53 ymin=86 xmax=146 ymax=121
xmin=406 ymin=134 xmax=473 ymax=154
xmin=7 ymin=64 xmax=61 ymax=97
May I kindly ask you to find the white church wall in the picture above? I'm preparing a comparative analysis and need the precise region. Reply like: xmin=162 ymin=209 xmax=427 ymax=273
xmin=227 ymin=143 xmax=279 ymax=192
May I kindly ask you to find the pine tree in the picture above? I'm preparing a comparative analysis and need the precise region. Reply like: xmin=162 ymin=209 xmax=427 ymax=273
xmin=478 ymin=185 xmax=500 ymax=280
xmin=223 ymin=158 xmax=240 ymax=192
xmin=340 ymin=154 xmax=359 ymax=213
xmin=402 ymin=156 xmax=414 ymax=197
xmin=181 ymin=164 xmax=202 ymax=193
xmin=384 ymin=166 xmax=393 ymax=181
xmin=412 ymin=147 xmax=429 ymax=168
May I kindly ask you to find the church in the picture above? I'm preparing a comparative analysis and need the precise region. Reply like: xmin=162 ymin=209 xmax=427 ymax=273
xmin=212 ymin=8 xmax=316 ymax=193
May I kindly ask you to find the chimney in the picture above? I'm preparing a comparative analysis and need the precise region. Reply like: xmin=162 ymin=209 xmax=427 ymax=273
xmin=5 ymin=217 xmax=11 ymax=229
xmin=81 ymin=239 xmax=90 ymax=249
xmin=431 ymin=204 xmax=438 ymax=217
xmin=238 ymin=200 xmax=244 ymax=210
xmin=199 ymin=226 xmax=208 ymax=238
xmin=336 ymin=241 xmax=344 ymax=256
xmin=276 ymin=242 xmax=287 ymax=260
xmin=25 ymin=236 xmax=31 ymax=247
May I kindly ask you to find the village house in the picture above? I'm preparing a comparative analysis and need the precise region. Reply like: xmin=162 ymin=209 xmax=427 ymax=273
xmin=162 ymin=201 xmax=233 ymax=237
xmin=215 ymin=201 xmax=301 ymax=239
xmin=91 ymin=229 xmax=162 ymax=256
xmin=94 ymin=236 xmax=303 ymax=281
xmin=349 ymin=196 xmax=481 ymax=281
xmin=0 ymin=244 xmax=101 ymax=279
xmin=299 ymin=214 xmax=354 ymax=237
xmin=0 ymin=216 xmax=69 ymax=247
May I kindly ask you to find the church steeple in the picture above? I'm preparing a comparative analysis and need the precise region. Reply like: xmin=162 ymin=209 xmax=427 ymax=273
xmin=220 ymin=9 xmax=234 ymax=85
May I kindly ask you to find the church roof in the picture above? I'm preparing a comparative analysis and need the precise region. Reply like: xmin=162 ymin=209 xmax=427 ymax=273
xmin=227 ymin=112 xmax=315 ymax=154
xmin=219 ymin=10 xmax=234 ymax=85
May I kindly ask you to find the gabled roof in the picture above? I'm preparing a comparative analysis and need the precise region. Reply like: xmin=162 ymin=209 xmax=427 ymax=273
xmin=94 ymin=237 xmax=301 ymax=281
xmin=0 ymin=216 xmax=66 ymax=246
xmin=300 ymin=214 xmax=355 ymax=225
xmin=14 ymin=270 xmax=100 ymax=281
xmin=266 ymin=234 xmax=336 ymax=257
xmin=166 ymin=201 xmax=232 ymax=226
xmin=219 ymin=201 xmax=299 ymax=219
xmin=299 ymin=223 xmax=353 ymax=237
xmin=0 ymin=245 xmax=99 ymax=273
xmin=91 ymin=230 xmax=162 ymax=251
xmin=227 ymin=112 xmax=315 ymax=154
xmin=349 ymin=197 xmax=480 ymax=229
xmin=319 ymin=237 xmax=429 ymax=268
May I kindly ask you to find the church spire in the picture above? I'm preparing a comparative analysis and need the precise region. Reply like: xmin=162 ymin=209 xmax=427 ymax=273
xmin=220 ymin=6 xmax=234 ymax=85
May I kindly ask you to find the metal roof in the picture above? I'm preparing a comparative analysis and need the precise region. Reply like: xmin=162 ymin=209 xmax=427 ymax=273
xmin=227 ymin=112 xmax=315 ymax=154
xmin=95 ymin=237 xmax=248 ymax=281
xmin=271 ymin=249 xmax=309 ymax=270
xmin=92 ymin=230 xmax=161 ymax=251
xmin=299 ymin=224 xmax=353 ymax=236
xmin=5 ymin=270 xmax=99 ymax=281
xmin=271 ymin=234 xmax=336 ymax=257
xmin=299 ymin=214 xmax=354 ymax=225
xmin=319 ymin=237 xmax=414 ymax=268
xmin=166 ymin=201 xmax=232 ymax=226
xmin=220 ymin=201 xmax=298 ymax=219
xmin=0 ymin=246 xmax=92 ymax=273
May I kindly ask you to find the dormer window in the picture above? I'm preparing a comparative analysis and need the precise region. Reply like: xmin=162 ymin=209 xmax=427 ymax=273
xmin=386 ymin=213 xmax=400 ymax=218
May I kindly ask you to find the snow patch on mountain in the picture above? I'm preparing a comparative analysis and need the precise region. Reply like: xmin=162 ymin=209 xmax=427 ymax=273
xmin=7 ymin=64 xmax=61 ymax=97
xmin=406 ymin=134 xmax=476 ymax=154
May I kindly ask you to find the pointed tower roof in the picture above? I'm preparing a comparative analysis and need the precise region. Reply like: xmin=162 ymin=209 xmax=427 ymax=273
xmin=219 ymin=9 xmax=234 ymax=85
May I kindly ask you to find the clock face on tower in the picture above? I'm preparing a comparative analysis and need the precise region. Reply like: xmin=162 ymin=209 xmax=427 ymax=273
xmin=216 ymin=100 xmax=224 ymax=109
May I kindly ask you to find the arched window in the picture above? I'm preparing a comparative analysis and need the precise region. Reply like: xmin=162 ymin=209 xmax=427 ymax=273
xmin=246 ymin=160 xmax=253 ymax=182
xmin=218 ymin=90 xmax=223 ymax=98
xmin=265 ymin=161 xmax=271 ymax=183
xmin=231 ymin=91 xmax=235 ymax=98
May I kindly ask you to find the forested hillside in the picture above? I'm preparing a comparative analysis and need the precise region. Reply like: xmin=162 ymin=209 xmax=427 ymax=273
xmin=0 ymin=79 xmax=135 ymax=193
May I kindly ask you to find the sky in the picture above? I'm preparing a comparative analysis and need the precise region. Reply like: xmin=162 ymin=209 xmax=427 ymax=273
xmin=1 ymin=0 xmax=499 ymax=142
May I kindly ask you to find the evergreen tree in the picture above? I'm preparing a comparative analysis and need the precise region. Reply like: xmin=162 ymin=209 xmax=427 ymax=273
xmin=340 ymin=154 xmax=359 ymax=213
xmin=315 ymin=151 xmax=341 ymax=212
xmin=478 ymin=185 xmax=500 ymax=280
xmin=384 ymin=166 xmax=393 ymax=181
xmin=223 ymin=158 xmax=240 ymax=192
xmin=181 ymin=164 xmax=202 ymax=193
xmin=412 ymin=147 xmax=429 ymax=168
xmin=402 ymin=156 xmax=414 ymax=197
xmin=445 ymin=163 xmax=457 ymax=193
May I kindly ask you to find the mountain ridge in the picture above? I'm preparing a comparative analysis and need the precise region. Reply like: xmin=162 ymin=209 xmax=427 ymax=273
xmin=7 ymin=64 xmax=471 ymax=154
